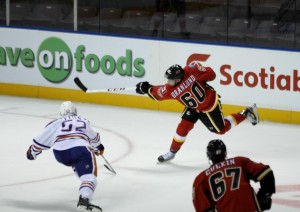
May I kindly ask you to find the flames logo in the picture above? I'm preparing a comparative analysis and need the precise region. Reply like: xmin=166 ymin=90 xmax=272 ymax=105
xmin=186 ymin=53 xmax=211 ymax=67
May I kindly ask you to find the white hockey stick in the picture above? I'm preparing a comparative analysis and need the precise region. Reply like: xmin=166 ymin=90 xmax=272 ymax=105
xmin=101 ymin=155 xmax=117 ymax=175
xmin=74 ymin=77 xmax=135 ymax=93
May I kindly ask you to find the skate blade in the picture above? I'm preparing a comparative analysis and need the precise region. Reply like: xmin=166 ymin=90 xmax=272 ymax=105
xmin=252 ymin=103 xmax=259 ymax=125
xmin=77 ymin=205 xmax=102 ymax=212
xmin=156 ymin=160 xmax=174 ymax=164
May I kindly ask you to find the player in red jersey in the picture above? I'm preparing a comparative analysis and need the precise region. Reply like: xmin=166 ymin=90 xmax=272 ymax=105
xmin=193 ymin=139 xmax=275 ymax=212
xmin=136 ymin=64 xmax=259 ymax=163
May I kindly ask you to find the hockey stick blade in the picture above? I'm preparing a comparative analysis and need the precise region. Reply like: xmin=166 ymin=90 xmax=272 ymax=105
xmin=101 ymin=155 xmax=117 ymax=174
xmin=74 ymin=77 xmax=135 ymax=93
xmin=74 ymin=77 xmax=88 ymax=92
xmin=104 ymin=164 xmax=116 ymax=174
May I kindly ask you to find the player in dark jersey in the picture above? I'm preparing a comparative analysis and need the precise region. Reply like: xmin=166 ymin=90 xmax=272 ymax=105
xmin=136 ymin=64 xmax=259 ymax=163
xmin=193 ymin=139 xmax=275 ymax=212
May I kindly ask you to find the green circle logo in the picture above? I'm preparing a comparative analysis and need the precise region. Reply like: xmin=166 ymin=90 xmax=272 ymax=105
xmin=37 ymin=37 xmax=72 ymax=83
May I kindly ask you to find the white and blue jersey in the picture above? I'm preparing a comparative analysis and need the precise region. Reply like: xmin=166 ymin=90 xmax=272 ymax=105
xmin=32 ymin=115 xmax=100 ymax=151
xmin=27 ymin=113 xmax=103 ymax=201
xmin=30 ymin=115 xmax=101 ymax=178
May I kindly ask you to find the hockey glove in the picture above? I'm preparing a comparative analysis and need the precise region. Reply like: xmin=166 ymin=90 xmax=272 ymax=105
xmin=136 ymin=81 xmax=152 ymax=94
xmin=94 ymin=143 xmax=105 ymax=156
xmin=257 ymin=189 xmax=272 ymax=210
xmin=26 ymin=145 xmax=42 ymax=160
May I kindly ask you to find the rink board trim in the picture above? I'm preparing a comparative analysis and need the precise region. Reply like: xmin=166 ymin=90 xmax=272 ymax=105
xmin=0 ymin=82 xmax=299 ymax=125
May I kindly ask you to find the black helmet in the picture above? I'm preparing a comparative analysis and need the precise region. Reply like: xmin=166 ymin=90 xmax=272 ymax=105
xmin=206 ymin=139 xmax=227 ymax=164
xmin=165 ymin=64 xmax=184 ymax=80
xmin=164 ymin=64 xmax=185 ymax=86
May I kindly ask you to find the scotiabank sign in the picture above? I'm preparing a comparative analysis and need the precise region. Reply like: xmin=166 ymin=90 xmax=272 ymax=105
xmin=186 ymin=53 xmax=300 ymax=92
xmin=220 ymin=65 xmax=300 ymax=92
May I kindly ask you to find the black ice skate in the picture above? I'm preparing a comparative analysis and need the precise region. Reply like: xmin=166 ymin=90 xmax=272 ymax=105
xmin=158 ymin=151 xmax=176 ymax=163
xmin=77 ymin=196 xmax=102 ymax=212
xmin=241 ymin=103 xmax=259 ymax=126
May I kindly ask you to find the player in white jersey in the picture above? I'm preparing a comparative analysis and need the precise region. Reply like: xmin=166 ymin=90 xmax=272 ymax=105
xmin=26 ymin=101 xmax=103 ymax=212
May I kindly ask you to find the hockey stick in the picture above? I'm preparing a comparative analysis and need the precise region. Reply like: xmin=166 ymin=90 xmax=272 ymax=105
xmin=101 ymin=155 xmax=117 ymax=175
xmin=74 ymin=77 xmax=136 ymax=93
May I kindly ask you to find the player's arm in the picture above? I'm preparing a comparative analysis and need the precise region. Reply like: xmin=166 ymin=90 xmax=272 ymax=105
xmin=136 ymin=81 xmax=166 ymax=101
xmin=257 ymin=166 xmax=275 ymax=194
xmin=84 ymin=121 xmax=105 ymax=156
xmin=26 ymin=142 xmax=42 ymax=160
xmin=26 ymin=139 xmax=52 ymax=160
xmin=242 ymin=157 xmax=276 ymax=211
xmin=193 ymin=176 xmax=216 ymax=212
xmin=88 ymin=131 xmax=101 ymax=147
xmin=256 ymin=166 xmax=275 ymax=211
xmin=89 ymin=133 xmax=105 ymax=156
xmin=190 ymin=64 xmax=216 ymax=82
xmin=26 ymin=121 xmax=57 ymax=160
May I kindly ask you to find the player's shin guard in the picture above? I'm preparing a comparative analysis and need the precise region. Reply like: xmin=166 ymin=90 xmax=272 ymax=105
xmin=170 ymin=137 xmax=185 ymax=152
xmin=226 ymin=114 xmax=246 ymax=127
xmin=170 ymin=119 xmax=194 ymax=152
xmin=158 ymin=119 xmax=194 ymax=163
xmin=79 ymin=174 xmax=98 ymax=200
xmin=219 ymin=114 xmax=246 ymax=134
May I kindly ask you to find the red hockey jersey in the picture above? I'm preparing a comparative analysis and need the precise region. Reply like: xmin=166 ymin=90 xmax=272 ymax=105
xmin=193 ymin=156 xmax=272 ymax=212
xmin=148 ymin=64 xmax=218 ymax=112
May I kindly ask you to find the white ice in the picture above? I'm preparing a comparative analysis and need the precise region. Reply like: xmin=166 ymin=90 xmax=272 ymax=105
xmin=0 ymin=95 xmax=299 ymax=212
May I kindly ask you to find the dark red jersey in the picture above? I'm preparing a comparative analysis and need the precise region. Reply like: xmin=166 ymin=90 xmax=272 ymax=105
xmin=148 ymin=64 xmax=218 ymax=112
xmin=193 ymin=156 xmax=272 ymax=212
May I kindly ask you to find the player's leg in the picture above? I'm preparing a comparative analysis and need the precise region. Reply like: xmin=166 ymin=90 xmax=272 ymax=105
xmin=158 ymin=107 xmax=197 ymax=163
xmin=199 ymin=103 xmax=226 ymax=134
xmin=53 ymin=147 xmax=102 ymax=211
xmin=72 ymin=147 xmax=102 ymax=212
xmin=215 ymin=102 xmax=259 ymax=133
xmin=199 ymin=102 xmax=246 ymax=134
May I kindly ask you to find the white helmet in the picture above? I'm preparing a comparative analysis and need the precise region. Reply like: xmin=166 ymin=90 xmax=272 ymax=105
xmin=60 ymin=101 xmax=77 ymax=117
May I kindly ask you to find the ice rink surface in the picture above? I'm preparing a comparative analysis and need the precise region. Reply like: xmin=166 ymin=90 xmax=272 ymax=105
xmin=0 ymin=95 xmax=299 ymax=212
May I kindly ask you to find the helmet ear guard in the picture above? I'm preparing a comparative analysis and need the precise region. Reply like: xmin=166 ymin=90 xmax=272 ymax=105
xmin=206 ymin=139 xmax=227 ymax=164
xmin=60 ymin=101 xmax=77 ymax=117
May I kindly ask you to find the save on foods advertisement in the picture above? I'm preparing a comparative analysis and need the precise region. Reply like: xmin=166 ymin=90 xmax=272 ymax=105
xmin=0 ymin=27 xmax=300 ymax=112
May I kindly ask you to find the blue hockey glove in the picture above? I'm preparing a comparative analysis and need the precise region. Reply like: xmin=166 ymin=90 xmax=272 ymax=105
xmin=26 ymin=145 xmax=41 ymax=160
xmin=94 ymin=144 xmax=105 ymax=156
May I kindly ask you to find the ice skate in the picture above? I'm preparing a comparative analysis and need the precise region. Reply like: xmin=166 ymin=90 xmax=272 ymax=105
xmin=242 ymin=103 xmax=259 ymax=126
xmin=157 ymin=151 xmax=176 ymax=163
xmin=77 ymin=196 xmax=102 ymax=212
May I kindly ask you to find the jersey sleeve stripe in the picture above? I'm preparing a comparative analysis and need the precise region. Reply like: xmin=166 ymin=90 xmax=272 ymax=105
xmin=148 ymin=88 xmax=158 ymax=100
xmin=89 ymin=133 xmax=100 ymax=143
xmin=33 ymin=139 xmax=51 ymax=149
xmin=31 ymin=145 xmax=42 ymax=152
xmin=257 ymin=167 xmax=272 ymax=181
